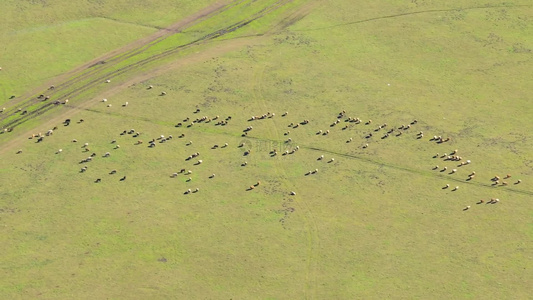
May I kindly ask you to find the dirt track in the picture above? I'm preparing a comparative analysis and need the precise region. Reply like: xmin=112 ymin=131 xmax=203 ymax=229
xmin=0 ymin=0 xmax=300 ymax=131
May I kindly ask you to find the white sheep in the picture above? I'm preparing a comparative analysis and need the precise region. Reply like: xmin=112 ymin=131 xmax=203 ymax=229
xmin=56 ymin=149 xmax=62 ymax=154
xmin=318 ymin=155 xmax=324 ymax=160
xmin=105 ymin=79 xmax=111 ymax=83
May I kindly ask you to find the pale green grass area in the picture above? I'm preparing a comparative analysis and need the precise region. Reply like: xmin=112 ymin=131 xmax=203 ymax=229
xmin=0 ymin=19 xmax=156 ymax=104
xmin=1 ymin=0 xmax=532 ymax=299
xmin=0 ymin=0 xmax=217 ymax=103
xmin=1 ymin=0 xmax=216 ymax=31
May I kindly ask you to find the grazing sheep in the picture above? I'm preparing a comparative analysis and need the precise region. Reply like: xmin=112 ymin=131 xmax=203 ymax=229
xmin=312 ymin=169 xmax=318 ymax=174
xmin=323 ymin=130 xmax=329 ymax=135
xmin=136 ymin=140 xmax=143 ymax=145
xmin=241 ymin=161 xmax=248 ymax=166
xmin=123 ymin=102 xmax=128 ymax=107
xmin=46 ymin=129 xmax=53 ymax=136
xmin=72 ymin=139 xmax=77 ymax=143
xmin=347 ymin=137 xmax=353 ymax=143
xmin=451 ymin=169 xmax=457 ymax=174
xmin=476 ymin=199 xmax=484 ymax=204
xmin=209 ymin=174 xmax=215 ymax=178
xmin=501 ymin=181 xmax=508 ymax=186
xmin=318 ymin=155 xmax=324 ymax=160
xmin=160 ymin=91 xmax=167 ymax=96
xmin=95 ymin=178 xmax=101 ymax=183
xmin=362 ymin=144 xmax=368 ymax=149
xmin=504 ymin=174 xmax=511 ymax=179
xmin=443 ymin=184 xmax=450 ymax=189
xmin=186 ymin=170 xmax=192 ymax=174
xmin=317 ymin=130 xmax=323 ymax=135
xmin=80 ymin=166 xmax=88 ymax=173
xmin=105 ymin=79 xmax=111 ymax=83
xmin=463 ymin=206 xmax=470 ymax=211
xmin=83 ymin=143 xmax=89 ymax=148
xmin=185 ymin=189 xmax=192 ymax=194
xmin=110 ymin=170 xmax=117 ymax=175
xmin=433 ymin=165 xmax=439 ymax=170
xmin=102 ymin=98 xmax=107 ymax=102
xmin=290 ymin=191 xmax=296 ymax=195
xmin=186 ymin=141 xmax=193 ymax=146
xmin=366 ymin=120 xmax=372 ymax=125
xmin=286 ymin=138 xmax=292 ymax=143
xmin=119 ymin=176 xmax=126 ymax=181
xmin=442 ymin=167 xmax=448 ymax=172
xmin=103 ymin=152 xmax=110 ymax=157
xmin=328 ymin=158 xmax=335 ymax=163
xmin=107 ymin=104 xmax=112 ymax=107
xmin=16 ymin=149 xmax=22 ymax=154
xmin=282 ymin=111 xmax=288 ymax=117
xmin=171 ymin=173 xmax=178 ymax=178
xmin=114 ymin=145 xmax=120 ymax=149
xmin=249 ymin=185 xmax=255 ymax=190
xmin=147 ymin=85 xmax=153 ymax=89
xmin=186 ymin=177 xmax=192 ymax=182
xmin=223 ymin=143 xmax=228 ymax=147
xmin=284 ymin=131 xmax=290 ymax=135
xmin=305 ymin=171 xmax=311 ymax=175
xmin=239 ymin=142 xmax=245 ymax=147
xmin=452 ymin=186 xmax=459 ymax=191
xmin=197 ymin=160 xmax=203 ymax=164
xmin=56 ymin=149 xmax=62 ymax=154
xmin=515 ymin=179 xmax=522 ymax=184
xmin=193 ymin=188 xmax=199 ymax=193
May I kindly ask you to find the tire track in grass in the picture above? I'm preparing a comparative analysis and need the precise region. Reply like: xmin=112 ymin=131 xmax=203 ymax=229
xmin=0 ymin=0 xmax=295 ymax=132
xmin=296 ymin=4 xmax=533 ymax=32
xmin=0 ymin=0 xmax=245 ymax=122
xmin=252 ymin=63 xmax=319 ymax=299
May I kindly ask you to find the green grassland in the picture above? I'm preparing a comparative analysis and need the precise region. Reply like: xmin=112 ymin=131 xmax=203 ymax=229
xmin=1 ymin=0 xmax=532 ymax=299
xmin=0 ymin=0 xmax=216 ymax=103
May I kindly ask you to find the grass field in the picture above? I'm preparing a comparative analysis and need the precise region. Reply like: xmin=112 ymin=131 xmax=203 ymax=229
xmin=1 ymin=0 xmax=532 ymax=299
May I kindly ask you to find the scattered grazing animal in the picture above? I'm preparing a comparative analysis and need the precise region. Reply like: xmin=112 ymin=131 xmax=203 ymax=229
xmin=290 ymin=191 xmax=296 ymax=195
xmin=110 ymin=170 xmax=117 ymax=175
xmin=95 ymin=178 xmax=101 ymax=183
xmin=515 ymin=179 xmax=522 ymax=184
xmin=452 ymin=186 xmax=459 ymax=191
xmin=120 ymin=176 xmax=126 ymax=181
xmin=463 ymin=206 xmax=470 ymax=211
